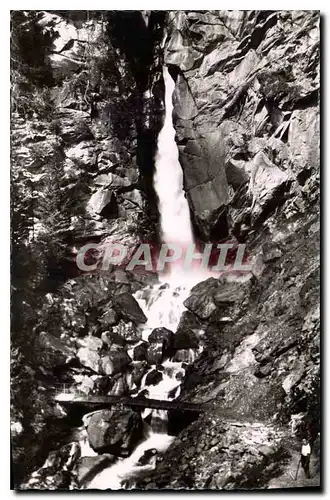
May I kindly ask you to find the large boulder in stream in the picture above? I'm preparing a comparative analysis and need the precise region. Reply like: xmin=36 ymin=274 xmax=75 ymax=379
xmin=146 ymin=327 xmax=174 ymax=364
xmin=113 ymin=293 xmax=147 ymax=325
xmin=173 ymin=327 xmax=199 ymax=350
xmin=148 ymin=327 xmax=173 ymax=351
xmin=145 ymin=369 xmax=163 ymax=386
xmin=146 ymin=343 xmax=163 ymax=365
xmin=87 ymin=408 xmax=143 ymax=456
xmin=137 ymin=448 xmax=158 ymax=466
xmin=99 ymin=348 xmax=132 ymax=375
xmin=133 ymin=342 xmax=149 ymax=361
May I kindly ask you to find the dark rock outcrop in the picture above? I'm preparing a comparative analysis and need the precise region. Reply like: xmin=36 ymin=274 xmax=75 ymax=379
xmin=177 ymin=311 xmax=202 ymax=333
xmin=113 ymin=293 xmax=148 ymax=325
xmin=133 ymin=342 xmax=149 ymax=361
xmin=99 ymin=348 xmax=132 ymax=376
xmin=145 ymin=369 xmax=163 ymax=386
xmin=87 ymin=407 xmax=143 ymax=456
xmin=173 ymin=328 xmax=199 ymax=350
xmin=164 ymin=10 xmax=319 ymax=240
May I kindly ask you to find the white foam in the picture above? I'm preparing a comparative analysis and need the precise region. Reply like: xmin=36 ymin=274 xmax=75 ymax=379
xmin=154 ymin=67 xmax=194 ymax=246
xmin=87 ymin=432 xmax=175 ymax=490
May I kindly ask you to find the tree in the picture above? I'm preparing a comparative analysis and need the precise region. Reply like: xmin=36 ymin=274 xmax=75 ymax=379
xmin=11 ymin=10 xmax=55 ymax=117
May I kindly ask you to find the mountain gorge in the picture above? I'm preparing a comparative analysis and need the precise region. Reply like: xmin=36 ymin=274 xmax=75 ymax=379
xmin=11 ymin=10 xmax=320 ymax=490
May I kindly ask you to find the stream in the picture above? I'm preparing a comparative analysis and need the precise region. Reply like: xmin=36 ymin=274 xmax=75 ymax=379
xmin=82 ymin=66 xmax=211 ymax=489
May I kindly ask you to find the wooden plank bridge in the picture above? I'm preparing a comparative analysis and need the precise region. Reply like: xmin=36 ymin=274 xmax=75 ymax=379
xmin=53 ymin=385 xmax=207 ymax=413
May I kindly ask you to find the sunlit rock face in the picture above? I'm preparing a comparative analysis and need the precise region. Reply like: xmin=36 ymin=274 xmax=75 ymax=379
xmin=13 ymin=11 xmax=166 ymax=256
xmin=165 ymin=10 xmax=319 ymax=241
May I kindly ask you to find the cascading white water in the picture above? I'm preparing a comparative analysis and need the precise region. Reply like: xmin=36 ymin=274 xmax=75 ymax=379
xmin=87 ymin=67 xmax=208 ymax=490
xmin=154 ymin=66 xmax=194 ymax=248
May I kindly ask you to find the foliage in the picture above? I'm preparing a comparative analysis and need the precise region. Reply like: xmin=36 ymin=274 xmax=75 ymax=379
xmin=10 ymin=13 xmax=73 ymax=483
xmin=11 ymin=11 xmax=55 ymax=118
xmin=10 ymin=9 xmax=162 ymax=486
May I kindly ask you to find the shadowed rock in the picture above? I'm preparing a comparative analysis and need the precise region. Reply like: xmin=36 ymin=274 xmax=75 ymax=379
xmin=173 ymin=327 xmax=199 ymax=350
xmin=145 ymin=369 xmax=163 ymax=386
xmin=137 ymin=448 xmax=158 ymax=466
xmin=133 ymin=342 xmax=149 ymax=361
xmin=146 ymin=343 xmax=163 ymax=365
xmin=38 ymin=332 xmax=76 ymax=369
xmin=75 ymin=455 xmax=117 ymax=487
xmin=87 ymin=408 xmax=143 ymax=456
xmin=99 ymin=349 xmax=132 ymax=375
xmin=113 ymin=293 xmax=147 ymax=325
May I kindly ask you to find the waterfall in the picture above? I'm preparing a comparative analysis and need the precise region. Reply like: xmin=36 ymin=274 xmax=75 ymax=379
xmin=87 ymin=66 xmax=207 ymax=490
xmin=154 ymin=66 xmax=194 ymax=248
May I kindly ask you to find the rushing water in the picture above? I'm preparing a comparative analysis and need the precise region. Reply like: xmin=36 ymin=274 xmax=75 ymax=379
xmin=86 ymin=66 xmax=209 ymax=490
xmin=154 ymin=66 xmax=194 ymax=247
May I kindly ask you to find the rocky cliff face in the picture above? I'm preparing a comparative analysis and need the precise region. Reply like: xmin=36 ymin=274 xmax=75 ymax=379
xmin=137 ymin=211 xmax=320 ymax=489
xmin=134 ymin=10 xmax=320 ymax=489
xmin=165 ymin=10 xmax=319 ymax=241
xmin=11 ymin=10 xmax=166 ymax=484
xmin=11 ymin=10 xmax=319 ymax=490
xmin=12 ymin=11 xmax=165 ymax=254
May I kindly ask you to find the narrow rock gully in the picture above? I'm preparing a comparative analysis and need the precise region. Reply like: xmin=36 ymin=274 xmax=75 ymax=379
xmin=54 ymin=66 xmax=221 ymax=490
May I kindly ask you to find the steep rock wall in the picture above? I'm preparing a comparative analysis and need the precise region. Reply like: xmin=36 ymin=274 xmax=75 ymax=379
xmin=12 ymin=11 xmax=165 ymax=263
xmin=164 ymin=10 xmax=319 ymax=241
xmin=134 ymin=10 xmax=320 ymax=490
xmin=11 ymin=10 xmax=166 ymax=485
